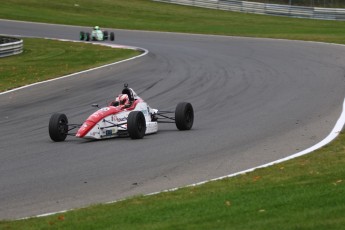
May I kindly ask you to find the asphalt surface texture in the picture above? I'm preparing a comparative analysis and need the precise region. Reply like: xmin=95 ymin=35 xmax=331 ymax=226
xmin=1 ymin=20 xmax=345 ymax=219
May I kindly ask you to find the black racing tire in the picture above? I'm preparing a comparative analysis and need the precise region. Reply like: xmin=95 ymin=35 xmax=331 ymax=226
xmin=103 ymin=31 xmax=109 ymax=40
xmin=80 ymin=31 xmax=85 ymax=40
xmin=49 ymin=113 xmax=68 ymax=142
xmin=85 ymin=32 xmax=90 ymax=41
xmin=110 ymin=32 xmax=115 ymax=41
xmin=127 ymin=111 xmax=146 ymax=139
xmin=175 ymin=102 xmax=194 ymax=130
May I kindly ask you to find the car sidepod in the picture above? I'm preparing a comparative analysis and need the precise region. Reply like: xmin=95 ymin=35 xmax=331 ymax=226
xmin=76 ymin=102 xmax=158 ymax=140
xmin=134 ymin=102 xmax=158 ymax=135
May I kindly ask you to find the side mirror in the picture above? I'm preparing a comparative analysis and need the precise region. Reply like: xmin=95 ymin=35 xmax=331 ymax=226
xmin=92 ymin=104 xmax=99 ymax=108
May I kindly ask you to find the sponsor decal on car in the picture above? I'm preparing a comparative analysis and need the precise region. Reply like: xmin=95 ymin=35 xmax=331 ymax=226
xmin=114 ymin=116 xmax=127 ymax=122
xmin=104 ymin=128 xmax=117 ymax=136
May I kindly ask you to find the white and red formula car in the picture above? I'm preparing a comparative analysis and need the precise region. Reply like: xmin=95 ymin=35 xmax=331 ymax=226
xmin=48 ymin=84 xmax=194 ymax=142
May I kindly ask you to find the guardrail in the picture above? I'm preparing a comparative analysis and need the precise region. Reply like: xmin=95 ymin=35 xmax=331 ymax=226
xmin=0 ymin=36 xmax=23 ymax=58
xmin=154 ymin=0 xmax=345 ymax=20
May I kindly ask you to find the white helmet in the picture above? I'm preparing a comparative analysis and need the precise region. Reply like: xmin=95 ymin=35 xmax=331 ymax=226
xmin=116 ymin=94 xmax=130 ymax=107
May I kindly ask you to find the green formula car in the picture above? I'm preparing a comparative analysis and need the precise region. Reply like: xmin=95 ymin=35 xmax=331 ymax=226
xmin=80 ymin=26 xmax=115 ymax=41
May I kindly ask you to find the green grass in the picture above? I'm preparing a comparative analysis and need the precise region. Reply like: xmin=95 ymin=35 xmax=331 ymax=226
xmin=0 ymin=38 xmax=139 ymax=92
xmin=1 ymin=0 xmax=345 ymax=229
xmin=0 ymin=0 xmax=345 ymax=44
xmin=1 ymin=132 xmax=345 ymax=229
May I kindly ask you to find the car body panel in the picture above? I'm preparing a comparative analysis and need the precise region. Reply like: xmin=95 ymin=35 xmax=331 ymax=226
xmin=76 ymin=88 xmax=158 ymax=139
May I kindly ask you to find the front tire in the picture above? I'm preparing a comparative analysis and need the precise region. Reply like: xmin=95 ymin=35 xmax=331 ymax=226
xmin=85 ymin=32 xmax=90 ymax=41
xmin=49 ymin=113 xmax=68 ymax=142
xmin=175 ymin=102 xmax=194 ymax=130
xmin=103 ymin=31 xmax=109 ymax=40
xmin=127 ymin=111 xmax=146 ymax=139
xmin=110 ymin=32 xmax=115 ymax=41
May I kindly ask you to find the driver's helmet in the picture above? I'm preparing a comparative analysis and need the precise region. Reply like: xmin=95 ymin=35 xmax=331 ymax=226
xmin=116 ymin=94 xmax=130 ymax=108
xmin=94 ymin=26 xmax=100 ymax=30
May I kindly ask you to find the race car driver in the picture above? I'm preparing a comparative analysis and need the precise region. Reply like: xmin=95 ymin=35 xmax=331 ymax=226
xmin=113 ymin=94 xmax=131 ymax=109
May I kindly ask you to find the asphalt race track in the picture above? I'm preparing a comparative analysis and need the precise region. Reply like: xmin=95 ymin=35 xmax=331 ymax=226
xmin=1 ymin=20 xmax=345 ymax=219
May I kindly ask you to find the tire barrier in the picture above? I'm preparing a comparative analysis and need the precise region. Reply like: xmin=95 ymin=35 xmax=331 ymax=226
xmin=0 ymin=36 xmax=23 ymax=58
xmin=154 ymin=0 xmax=345 ymax=20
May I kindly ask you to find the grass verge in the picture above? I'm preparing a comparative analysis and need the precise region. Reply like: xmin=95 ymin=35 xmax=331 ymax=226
xmin=1 ymin=132 xmax=344 ymax=229
xmin=0 ymin=38 xmax=140 ymax=92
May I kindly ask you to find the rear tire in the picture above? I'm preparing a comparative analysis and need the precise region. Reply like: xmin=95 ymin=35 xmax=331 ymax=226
xmin=175 ymin=102 xmax=194 ymax=130
xmin=49 ymin=113 xmax=68 ymax=142
xmin=110 ymin=32 xmax=115 ymax=41
xmin=127 ymin=111 xmax=146 ymax=139
xmin=80 ymin=31 xmax=85 ymax=40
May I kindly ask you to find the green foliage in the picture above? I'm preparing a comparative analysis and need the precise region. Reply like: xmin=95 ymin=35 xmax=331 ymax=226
xmin=0 ymin=38 xmax=139 ymax=92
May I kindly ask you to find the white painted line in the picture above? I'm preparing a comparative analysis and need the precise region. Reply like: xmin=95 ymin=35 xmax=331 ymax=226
xmin=149 ymin=97 xmax=345 ymax=193
xmin=0 ymin=36 xmax=148 ymax=96
xmin=26 ymin=97 xmax=345 ymax=219
xmin=7 ymin=24 xmax=344 ymax=219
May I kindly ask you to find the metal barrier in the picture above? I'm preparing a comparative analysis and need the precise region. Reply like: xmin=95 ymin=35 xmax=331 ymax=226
xmin=0 ymin=36 xmax=23 ymax=58
xmin=154 ymin=0 xmax=345 ymax=20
